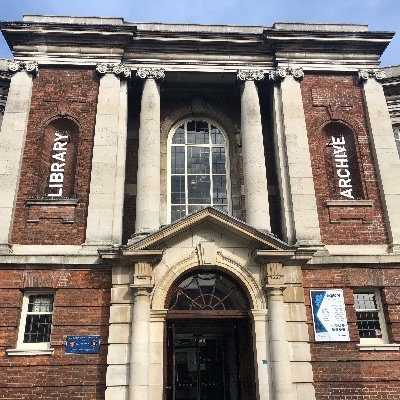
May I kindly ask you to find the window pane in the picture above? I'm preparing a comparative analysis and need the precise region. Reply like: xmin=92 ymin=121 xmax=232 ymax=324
xmin=213 ymin=176 xmax=227 ymax=205
xmin=188 ymin=205 xmax=205 ymax=214
xmin=211 ymin=125 xmax=225 ymax=144
xmin=171 ymin=206 xmax=186 ymax=223
xmin=187 ymin=147 xmax=210 ymax=174
xmin=171 ymin=146 xmax=185 ymax=174
xmin=187 ymin=121 xmax=209 ymax=144
xmin=172 ymin=125 xmax=185 ymax=144
xmin=171 ymin=176 xmax=185 ymax=204
xmin=356 ymin=311 xmax=381 ymax=338
xmin=28 ymin=294 xmax=54 ymax=313
xmin=212 ymin=148 xmax=226 ymax=174
xmin=354 ymin=293 xmax=378 ymax=310
xmin=188 ymin=176 xmax=211 ymax=204
xmin=24 ymin=314 xmax=53 ymax=343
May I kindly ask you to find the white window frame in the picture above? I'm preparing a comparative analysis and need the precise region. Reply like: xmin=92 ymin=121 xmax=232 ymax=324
xmin=16 ymin=291 xmax=55 ymax=350
xmin=167 ymin=118 xmax=231 ymax=223
xmin=353 ymin=289 xmax=388 ymax=345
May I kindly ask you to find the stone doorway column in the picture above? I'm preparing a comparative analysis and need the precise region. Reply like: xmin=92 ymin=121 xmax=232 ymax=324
xmin=0 ymin=61 xmax=37 ymax=252
xmin=237 ymin=70 xmax=271 ymax=231
xmin=135 ymin=68 xmax=165 ymax=235
xmin=251 ymin=309 xmax=271 ymax=400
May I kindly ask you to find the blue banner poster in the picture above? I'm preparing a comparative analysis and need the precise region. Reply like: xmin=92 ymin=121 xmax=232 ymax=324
xmin=310 ymin=290 xmax=350 ymax=342
xmin=65 ymin=336 xmax=101 ymax=354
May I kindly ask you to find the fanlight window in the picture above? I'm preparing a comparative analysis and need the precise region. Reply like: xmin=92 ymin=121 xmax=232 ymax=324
xmin=168 ymin=271 xmax=248 ymax=312
xmin=170 ymin=120 xmax=229 ymax=223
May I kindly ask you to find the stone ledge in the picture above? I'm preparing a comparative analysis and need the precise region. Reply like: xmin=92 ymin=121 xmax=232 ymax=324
xmin=6 ymin=348 xmax=54 ymax=356
xmin=25 ymin=198 xmax=79 ymax=206
xmin=324 ymin=199 xmax=374 ymax=224
xmin=357 ymin=343 xmax=400 ymax=351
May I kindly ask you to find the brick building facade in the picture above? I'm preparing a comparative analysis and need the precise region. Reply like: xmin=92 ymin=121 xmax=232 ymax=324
xmin=0 ymin=15 xmax=400 ymax=400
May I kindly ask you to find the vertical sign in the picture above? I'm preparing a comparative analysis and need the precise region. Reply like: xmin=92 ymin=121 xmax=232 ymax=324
xmin=310 ymin=289 xmax=350 ymax=342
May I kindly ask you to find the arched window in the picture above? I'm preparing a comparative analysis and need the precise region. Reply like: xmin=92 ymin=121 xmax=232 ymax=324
xmin=39 ymin=118 xmax=79 ymax=198
xmin=323 ymin=122 xmax=364 ymax=200
xmin=168 ymin=120 xmax=229 ymax=222
xmin=167 ymin=270 xmax=249 ymax=312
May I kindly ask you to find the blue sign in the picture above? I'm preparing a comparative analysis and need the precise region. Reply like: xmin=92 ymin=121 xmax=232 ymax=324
xmin=65 ymin=336 xmax=100 ymax=354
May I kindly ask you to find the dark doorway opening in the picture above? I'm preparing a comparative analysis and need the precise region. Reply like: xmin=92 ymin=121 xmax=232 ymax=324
xmin=164 ymin=270 xmax=256 ymax=400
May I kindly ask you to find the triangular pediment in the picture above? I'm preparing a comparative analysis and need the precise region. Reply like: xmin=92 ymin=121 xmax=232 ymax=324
xmin=124 ymin=207 xmax=294 ymax=252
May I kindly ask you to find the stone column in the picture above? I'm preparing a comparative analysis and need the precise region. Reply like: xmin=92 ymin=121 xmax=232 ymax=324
xmin=264 ymin=262 xmax=294 ymax=400
xmin=359 ymin=69 xmax=400 ymax=252
xmin=251 ymin=310 xmax=271 ymax=400
xmin=85 ymin=64 xmax=130 ymax=247
xmin=237 ymin=70 xmax=271 ymax=231
xmin=129 ymin=262 xmax=154 ymax=400
xmin=0 ymin=61 xmax=37 ymax=252
xmin=135 ymin=68 xmax=164 ymax=235
xmin=270 ymin=67 xmax=322 ymax=247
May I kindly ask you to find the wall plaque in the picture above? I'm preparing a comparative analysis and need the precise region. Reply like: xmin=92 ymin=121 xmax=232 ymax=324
xmin=65 ymin=335 xmax=100 ymax=354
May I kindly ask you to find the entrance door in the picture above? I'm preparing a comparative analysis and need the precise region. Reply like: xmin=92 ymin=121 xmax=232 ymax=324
xmin=166 ymin=319 xmax=256 ymax=400
xmin=165 ymin=271 xmax=256 ymax=400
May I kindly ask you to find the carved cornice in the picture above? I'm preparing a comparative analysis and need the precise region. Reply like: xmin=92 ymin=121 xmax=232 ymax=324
xmin=269 ymin=66 xmax=304 ymax=82
xmin=357 ymin=69 xmax=386 ymax=83
xmin=236 ymin=70 xmax=265 ymax=81
xmin=136 ymin=68 xmax=165 ymax=80
xmin=96 ymin=63 xmax=131 ymax=78
xmin=8 ymin=61 xmax=38 ymax=76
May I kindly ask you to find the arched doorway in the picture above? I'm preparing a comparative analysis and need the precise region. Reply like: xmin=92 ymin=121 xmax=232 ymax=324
xmin=164 ymin=270 xmax=256 ymax=400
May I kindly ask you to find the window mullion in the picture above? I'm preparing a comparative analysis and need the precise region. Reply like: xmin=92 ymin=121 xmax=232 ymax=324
xmin=209 ymin=122 xmax=213 ymax=208
xmin=184 ymin=123 xmax=188 ymax=216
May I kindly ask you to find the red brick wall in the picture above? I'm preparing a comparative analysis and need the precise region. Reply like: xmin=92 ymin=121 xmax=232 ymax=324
xmin=11 ymin=67 xmax=99 ymax=245
xmin=303 ymin=267 xmax=400 ymax=400
xmin=0 ymin=267 xmax=111 ymax=399
xmin=301 ymin=74 xmax=388 ymax=245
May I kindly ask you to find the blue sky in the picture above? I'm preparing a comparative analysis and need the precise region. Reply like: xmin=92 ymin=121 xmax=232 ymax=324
xmin=0 ymin=0 xmax=398 ymax=66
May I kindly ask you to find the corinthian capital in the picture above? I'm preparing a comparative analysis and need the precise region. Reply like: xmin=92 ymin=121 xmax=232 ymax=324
xmin=357 ymin=69 xmax=386 ymax=83
xmin=136 ymin=68 xmax=165 ymax=80
xmin=269 ymin=66 xmax=304 ymax=82
xmin=96 ymin=63 xmax=131 ymax=78
xmin=8 ymin=61 xmax=38 ymax=76
xmin=237 ymin=70 xmax=265 ymax=81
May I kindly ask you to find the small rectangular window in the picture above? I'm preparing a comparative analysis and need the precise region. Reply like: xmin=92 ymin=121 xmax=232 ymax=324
xmin=18 ymin=292 xmax=54 ymax=349
xmin=353 ymin=290 xmax=387 ymax=344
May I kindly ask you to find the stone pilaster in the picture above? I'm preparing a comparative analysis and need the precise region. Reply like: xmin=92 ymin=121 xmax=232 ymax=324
xmin=251 ymin=309 xmax=270 ymax=400
xmin=237 ymin=69 xmax=271 ymax=231
xmin=84 ymin=64 xmax=129 ymax=247
xmin=0 ymin=61 xmax=37 ymax=252
xmin=266 ymin=285 xmax=295 ymax=400
xmin=134 ymin=68 xmax=164 ymax=235
xmin=359 ymin=69 xmax=400 ymax=253
xmin=129 ymin=260 xmax=154 ymax=400
xmin=270 ymin=67 xmax=322 ymax=248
